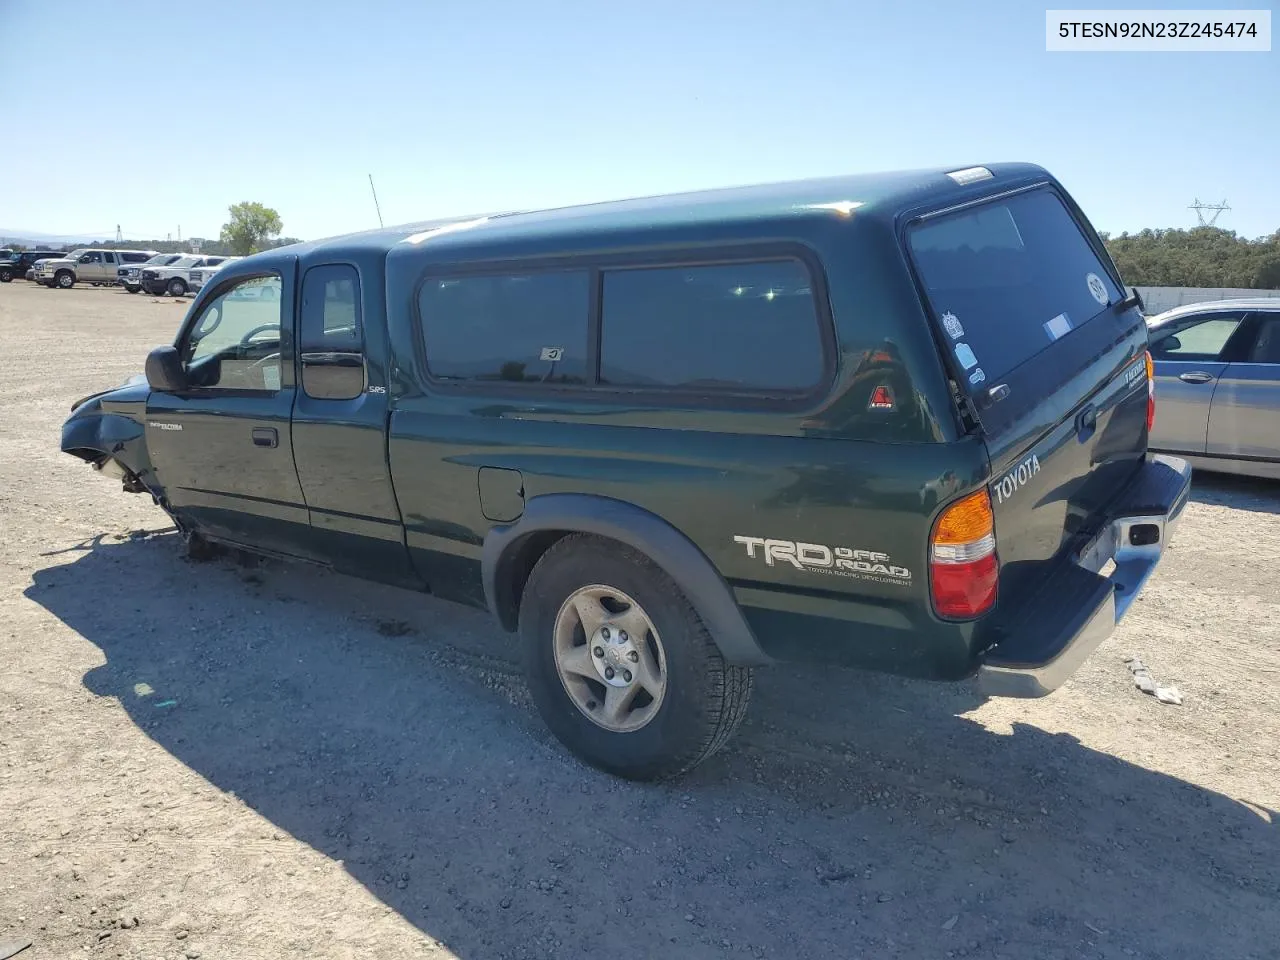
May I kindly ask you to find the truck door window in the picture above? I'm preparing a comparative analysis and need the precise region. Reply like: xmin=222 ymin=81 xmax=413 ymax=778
xmin=300 ymin=264 xmax=365 ymax=400
xmin=1149 ymin=315 xmax=1243 ymax=361
xmin=182 ymin=275 xmax=283 ymax=392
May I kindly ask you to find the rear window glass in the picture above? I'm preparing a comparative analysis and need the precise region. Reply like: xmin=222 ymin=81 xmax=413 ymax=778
xmin=600 ymin=260 xmax=823 ymax=392
xmin=420 ymin=271 xmax=589 ymax=384
xmin=908 ymin=188 xmax=1121 ymax=384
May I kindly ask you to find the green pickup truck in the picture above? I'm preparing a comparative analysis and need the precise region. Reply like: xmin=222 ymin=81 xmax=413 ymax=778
xmin=62 ymin=164 xmax=1191 ymax=779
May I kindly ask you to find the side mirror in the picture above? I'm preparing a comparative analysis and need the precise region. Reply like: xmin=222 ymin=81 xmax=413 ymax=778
xmin=145 ymin=345 xmax=188 ymax=392
xmin=79 ymin=255 xmax=92 ymax=264
xmin=1156 ymin=335 xmax=1181 ymax=354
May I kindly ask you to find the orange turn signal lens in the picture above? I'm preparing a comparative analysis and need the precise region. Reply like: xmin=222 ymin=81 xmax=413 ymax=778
xmin=931 ymin=489 xmax=994 ymax=546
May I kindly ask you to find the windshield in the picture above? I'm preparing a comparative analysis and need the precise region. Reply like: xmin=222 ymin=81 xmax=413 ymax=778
xmin=144 ymin=254 xmax=175 ymax=265
xmin=172 ymin=256 xmax=200 ymax=269
xmin=908 ymin=187 xmax=1122 ymax=384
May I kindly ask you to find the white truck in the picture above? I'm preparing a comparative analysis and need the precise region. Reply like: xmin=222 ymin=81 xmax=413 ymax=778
xmin=188 ymin=256 xmax=243 ymax=293
xmin=139 ymin=254 xmax=230 ymax=297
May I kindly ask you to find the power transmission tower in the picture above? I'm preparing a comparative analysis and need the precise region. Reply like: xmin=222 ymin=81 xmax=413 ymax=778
xmin=1189 ymin=198 xmax=1230 ymax=227
xmin=115 ymin=224 xmax=123 ymax=243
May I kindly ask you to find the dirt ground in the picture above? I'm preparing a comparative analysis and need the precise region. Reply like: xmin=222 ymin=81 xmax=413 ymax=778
xmin=1 ymin=281 xmax=1277 ymax=960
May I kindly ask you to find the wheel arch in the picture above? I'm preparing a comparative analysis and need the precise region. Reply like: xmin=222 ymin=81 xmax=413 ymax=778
xmin=482 ymin=493 xmax=771 ymax=666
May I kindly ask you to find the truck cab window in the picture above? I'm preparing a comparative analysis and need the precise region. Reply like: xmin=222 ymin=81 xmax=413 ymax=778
xmin=300 ymin=264 xmax=365 ymax=400
xmin=183 ymin=275 xmax=283 ymax=392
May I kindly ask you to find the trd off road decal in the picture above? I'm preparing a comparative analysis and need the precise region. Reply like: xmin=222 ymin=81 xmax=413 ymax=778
xmin=733 ymin=537 xmax=912 ymax=584
xmin=991 ymin=454 xmax=1041 ymax=505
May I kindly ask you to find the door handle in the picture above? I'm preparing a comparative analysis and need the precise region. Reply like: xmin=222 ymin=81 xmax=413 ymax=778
xmin=1075 ymin=403 xmax=1097 ymax=442
xmin=251 ymin=427 xmax=278 ymax=448
xmin=1178 ymin=371 xmax=1215 ymax=384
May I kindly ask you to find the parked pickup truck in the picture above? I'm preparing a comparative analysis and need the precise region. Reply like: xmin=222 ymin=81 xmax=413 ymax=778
xmin=61 ymin=164 xmax=1191 ymax=779
xmin=119 ymin=253 xmax=188 ymax=294
xmin=188 ymin=256 xmax=243 ymax=293
xmin=1 ymin=250 xmax=66 ymax=282
xmin=140 ymin=254 xmax=230 ymax=297
xmin=38 ymin=248 xmax=157 ymax=288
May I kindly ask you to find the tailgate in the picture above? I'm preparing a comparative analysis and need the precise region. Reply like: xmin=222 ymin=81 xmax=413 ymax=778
xmin=909 ymin=185 xmax=1150 ymax=604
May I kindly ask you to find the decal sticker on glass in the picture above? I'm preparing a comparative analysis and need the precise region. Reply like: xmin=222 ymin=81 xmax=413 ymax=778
xmin=968 ymin=367 xmax=986 ymax=386
xmin=1087 ymin=272 xmax=1109 ymax=306
xmin=941 ymin=311 xmax=964 ymax=339
xmin=954 ymin=342 xmax=978 ymax=370
xmin=1044 ymin=312 xmax=1072 ymax=341
xmin=262 ymin=365 xmax=281 ymax=391
xmin=539 ymin=347 xmax=565 ymax=362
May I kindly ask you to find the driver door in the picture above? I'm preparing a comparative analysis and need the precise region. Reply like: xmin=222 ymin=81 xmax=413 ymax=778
xmin=145 ymin=265 xmax=312 ymax=558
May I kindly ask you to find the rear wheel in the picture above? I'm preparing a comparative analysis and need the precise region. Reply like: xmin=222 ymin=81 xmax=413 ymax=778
xmin=166 ymin=277 xmax=187 ymax=297
xmin=55 ymin=270 xmax=74 ymax=289
xmin=520 ymin=534 xmax=752 ymax=780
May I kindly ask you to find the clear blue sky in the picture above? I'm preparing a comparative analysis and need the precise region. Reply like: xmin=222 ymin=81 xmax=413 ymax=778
xmin=2 ymin=0 xmax=1276 ymax=242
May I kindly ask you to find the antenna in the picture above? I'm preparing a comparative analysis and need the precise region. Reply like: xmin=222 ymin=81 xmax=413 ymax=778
xmin=368 ymin=174 xmax=384 ymax=228
xmin=1189 ymin=198 xmax=1230 ymax=227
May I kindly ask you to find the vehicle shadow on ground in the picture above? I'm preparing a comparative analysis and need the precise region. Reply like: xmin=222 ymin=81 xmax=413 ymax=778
xmin=1191 ymin=472 xmax=1280 ymax=515
xmin=27 ymin=533 xmax=1280 ymax=960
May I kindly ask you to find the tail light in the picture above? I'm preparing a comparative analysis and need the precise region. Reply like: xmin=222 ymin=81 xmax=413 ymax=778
xmin=930 ymin=489 xmax=998 ymax=620
xmin=1144 ymin=350 xmax=1155 ymax=432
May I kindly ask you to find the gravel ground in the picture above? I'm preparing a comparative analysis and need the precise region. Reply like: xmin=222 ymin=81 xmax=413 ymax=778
xmin=1 ymin=282 xmax=1278 ymax=960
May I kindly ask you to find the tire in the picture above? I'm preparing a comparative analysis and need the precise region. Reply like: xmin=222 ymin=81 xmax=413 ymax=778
xmin=125 ymin=285 xmax=140 ymax=294
xmin=0 ymin=268 xmax=12 ymax=282
xmin=519 ymin=534 xmax=753 ymax=780
xmin=55 ymin=270 xmax=74 ymax=289
xmin=166 ymin=277 xmax=187 ymax=297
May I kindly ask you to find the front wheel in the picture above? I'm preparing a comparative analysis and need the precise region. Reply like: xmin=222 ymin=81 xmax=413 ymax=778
xmin=55 ymin=270 xmax=74 ymax=289
xmin=520 ymin=534 xmax=752 ymax=780
xmin=125 ymin=285 xmax=140 ymax=294
xmin=166 ymin=277 xmax=187 ymax=297
xmin=0 ymin=268 xmax=12 ymax=282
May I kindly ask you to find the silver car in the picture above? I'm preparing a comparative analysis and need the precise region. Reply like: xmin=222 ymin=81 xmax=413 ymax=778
xmin=1147 ymin=298 xmax=1280 ymax=480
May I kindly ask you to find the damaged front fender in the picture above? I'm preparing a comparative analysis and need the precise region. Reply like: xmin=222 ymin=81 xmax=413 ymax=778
xmin=61 ymin=377 xmax=154 ymax=492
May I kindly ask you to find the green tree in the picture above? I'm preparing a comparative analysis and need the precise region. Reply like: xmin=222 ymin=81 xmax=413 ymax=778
xmin=219 ymin=202 xmax=283 ymax=256
xmin=1105 ymin=227 xmax=1280 ymax=289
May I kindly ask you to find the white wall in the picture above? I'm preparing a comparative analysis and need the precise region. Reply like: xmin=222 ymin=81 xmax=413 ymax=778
xmin=1132 ymin=286 xmax=1280 ymax=316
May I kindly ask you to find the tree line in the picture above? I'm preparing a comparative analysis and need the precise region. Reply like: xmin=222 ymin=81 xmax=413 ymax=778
xmin=4 ymin=202 xmax=295 ymax=258
xmin=1102 ymin=227 xmax=1280 ymax=289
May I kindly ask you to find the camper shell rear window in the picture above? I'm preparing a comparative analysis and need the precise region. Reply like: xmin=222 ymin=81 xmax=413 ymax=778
xmin=907 ymin=187 xmax=1121 ymax=386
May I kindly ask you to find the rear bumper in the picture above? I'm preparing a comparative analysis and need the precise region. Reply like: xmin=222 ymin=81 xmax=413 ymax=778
xmin=978 ymin=454 xmax=1192 ymax=697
